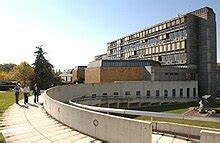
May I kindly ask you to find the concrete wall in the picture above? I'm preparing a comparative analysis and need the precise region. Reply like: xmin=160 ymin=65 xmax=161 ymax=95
xmin=85 ymin=67 xmax=145 ymax=83
xmin=47 ymin=81 xmax=198 ymax=103
xmin=200 ymin=130 xmax=220 ymax=143
xmin=44 ymin=88 xmax=152 ymax=143
xmin=152 ymin=122 xmax=220 ymax=139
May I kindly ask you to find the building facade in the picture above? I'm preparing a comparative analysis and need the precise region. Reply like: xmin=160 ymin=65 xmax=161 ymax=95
xmin=72 ymin=66 xmax=87 ymax=82
xmin=103 ymin=7 xmax=216 ymax=97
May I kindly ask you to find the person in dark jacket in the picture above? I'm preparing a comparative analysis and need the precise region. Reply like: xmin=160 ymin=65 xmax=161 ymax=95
xmin=33 ymin=83 xmax=40 ymax=103
xmin=14 ymin=82 xmax=21 ymax=104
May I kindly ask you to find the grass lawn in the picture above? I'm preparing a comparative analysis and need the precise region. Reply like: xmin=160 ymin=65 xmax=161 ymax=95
xmin=0 ymin=91 xmax=16 ymax=143
xmin=134 ymin=101 xmax=198 ymax=114
xmin=135 ymin=116 xmax=220 ymax=129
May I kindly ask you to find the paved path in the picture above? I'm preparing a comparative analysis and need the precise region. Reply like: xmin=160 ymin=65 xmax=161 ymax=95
xmin=0 ymin=95 xmax=195 ymax=143
xmin=0 ymin=96 xmax=102 ymax=143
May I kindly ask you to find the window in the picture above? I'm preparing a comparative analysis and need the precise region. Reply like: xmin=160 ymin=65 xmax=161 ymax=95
xmin=176 ymin=42 xmax=180 ymax=49
xmin=180 ymin=88 xmax=183 ymax=98
xmin=125 ymin=91 xmax=130 ymax=95
xmin=164 ymin=89 xmax=168 ymax=98
xmin=172 ymin=89 xmax=176 ymax=98
xmin=181 ymin=41 xmax=185 ymax=49
xmin=92 ymin=94 xmax=96 ymax=98
xmin=136 ymin=91 xmax=141 ymax=98
xmin=114 ymin=92 xmax=119 ymax=96
xmin=171 ymin=21 xmax=175 ymax=26
xmin=146 ymin=90 xmax=150 ymax=98
xmin=163 ymin=24 xmax=166 ymax=29
xmin=103 ymin=93 xmax=107 ymax=96
xmin=180 ymin=17 xmax=185 ymax=23
xmin=193 ymin=88 xmax=196 ymax=98
xmin=187 ymin=88 xmax=190 ymax=98
xmin=167 ymin=22 xmax=171 ymax=28
xmin=172 ymin=43 xmax=175 ymax=50
xmin=176 ymin=19 xmax=180 ymax=25
xmin=155 ymin=26 xmax=158 ymax=31
xmin=156 ymin=90 xmax=160 ymax=98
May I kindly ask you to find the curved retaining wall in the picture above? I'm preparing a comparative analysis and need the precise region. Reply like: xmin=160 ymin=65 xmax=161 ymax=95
xmin=44 ymin=86 xmax=152 ymax=143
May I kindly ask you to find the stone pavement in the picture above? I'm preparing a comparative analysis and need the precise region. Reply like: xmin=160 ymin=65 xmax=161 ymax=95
xmin=0 ymin=95 xmax=195 ymax=143
xmin=0 ymin=96 xmax=102 ymax=143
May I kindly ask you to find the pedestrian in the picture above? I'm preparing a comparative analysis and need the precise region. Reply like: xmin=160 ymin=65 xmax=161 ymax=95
xmin=14 ymin=82 xmax=21 ymax=104
xmin=33 ymin=83 xmax=40 ymax=103
xmin=23 ymin=84 xmax=30 ymax=104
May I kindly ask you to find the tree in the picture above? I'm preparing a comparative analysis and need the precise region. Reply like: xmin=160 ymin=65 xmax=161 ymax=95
xmin=11 ymin=62 xmax=34 ymax=83
xmin=32 ymin=45 xmax=58 ymax=89
xmin=0 ymin=63 xmax=16 ymax=72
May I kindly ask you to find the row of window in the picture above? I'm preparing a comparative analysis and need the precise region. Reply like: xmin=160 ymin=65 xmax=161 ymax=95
xmin=109 ymin=17 xmax=186 ymax=48
xmin=92 ymin=88 xmax=197 ymax=99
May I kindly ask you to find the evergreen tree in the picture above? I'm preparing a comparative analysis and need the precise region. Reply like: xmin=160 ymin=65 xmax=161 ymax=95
xmin=32 ymin=45 xmax=57 ymax=89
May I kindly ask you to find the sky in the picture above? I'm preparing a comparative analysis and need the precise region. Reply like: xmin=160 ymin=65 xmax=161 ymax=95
xmin=0 ymin=0 xmax=219 ymax=71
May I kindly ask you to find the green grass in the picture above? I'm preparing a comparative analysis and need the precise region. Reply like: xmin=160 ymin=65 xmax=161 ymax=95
xmin=112 ymin=101 xmax=220 ymax=129
xmin=0 ymin=91 xmax=16 ymax=143
xmin=135 ymin=115 xmax=220 ymax=129
xmin=134 ymin=101 xmax=198 ymax=114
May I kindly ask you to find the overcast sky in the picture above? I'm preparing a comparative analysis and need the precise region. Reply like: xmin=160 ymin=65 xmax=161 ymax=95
xmin=0 ymin=0 xmax=219 ymax=70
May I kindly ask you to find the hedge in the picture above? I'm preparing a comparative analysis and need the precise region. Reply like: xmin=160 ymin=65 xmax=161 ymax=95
xmin=0 ymin=85 xmax=15 ymax=91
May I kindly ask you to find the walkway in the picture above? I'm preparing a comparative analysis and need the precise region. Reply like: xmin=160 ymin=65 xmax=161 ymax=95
xmin=0 ymin=96 xmax=102 ymax=143
xmin=0 ymin=96 xmax=196 ymax=143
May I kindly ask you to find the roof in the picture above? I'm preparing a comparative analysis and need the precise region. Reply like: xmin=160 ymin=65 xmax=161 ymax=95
xmin=87 ymin=59 xmax=160 ymax=68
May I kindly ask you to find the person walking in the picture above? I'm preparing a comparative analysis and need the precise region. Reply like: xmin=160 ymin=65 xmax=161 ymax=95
xmin=14 ymin=82 xmax=21 ymax=104
xmin=33 ymin=83 xmax=40 ymax=103
xmin=23 ymin=84 xmax=30 ymax=104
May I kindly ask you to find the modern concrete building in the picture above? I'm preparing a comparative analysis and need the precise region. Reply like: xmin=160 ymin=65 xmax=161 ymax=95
xmin=59 ymin=69 xmax=73 ymax=83
xmin=85 ymin=60 xmax=197 ymax=84
xmin=72 ymin=66 xmax=87 ymax=82
xmin=85 ymin=60 xmax=159 ymax=83
xmin=98 ymin=7 xmax=216 ymax=97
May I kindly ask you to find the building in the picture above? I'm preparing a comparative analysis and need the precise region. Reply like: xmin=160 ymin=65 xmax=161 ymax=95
xmin=72 ymin=66 xmax=87 ymax=82
xmin=59 ymin=69 xmax=73 ymax=83
xmin=85 ymin=60 xmax=196 ymax=84
xmin=98 ymin=7 xmax=216 ymax=97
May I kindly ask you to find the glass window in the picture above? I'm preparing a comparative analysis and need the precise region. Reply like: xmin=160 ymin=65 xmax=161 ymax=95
xmin=103 ymin=93 xmax=107 ymax=96
xmin=176 ymin=42 xmax=180 ymax=49
xmin=193 ymin=88 xmax=196 ymax=98
xmin=156 ymin=90 xmax=160 ymax=98
xmin=187 ymin=88 xmax=190 ymax=98
xmin=92 ymin=94 xmax=96 ymax=98
xmin=164 ymin=89 xmax=168 ymax=98
xmin=172 ymin=89 xmax=176 ymax=98
xmin=152 ymin=27 xmax=155 ymax=32
xmin=114 ymin=92 xmax=119 ymax=95
xmin=172 ymin=43 xmax=175 ymax=50
xmin=125 ymin=91 xmax=130 ymax=95
xmin=181 ymin=41 xmax=185 ymax=49
xmin=180 ymin=88 xmax=183 ymax=98
xmin=146 ymin=90 xmax=150 ymax=98
xmin=180 ymin=17 xmax=185 ymax=23
xmin=159 ymin=25 xmax=163 ymax=30
xmin=171 ymin=21 xmax=175 ymax=26
xmin=167 ymin=22 xmax=171 ymax=28
xmin=136 ymin=91 xmax=141 ymax=97
xmin=167 ymin=44 xmax=171 ymax=51
xmin=176 ymin=19 xmax=180 ymax=25
xmin=163 ymin=24 xmax=166 ymax=29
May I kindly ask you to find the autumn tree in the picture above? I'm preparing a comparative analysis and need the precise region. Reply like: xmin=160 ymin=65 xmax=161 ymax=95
xmin=32 ymin=45 xmax=58 ymax=89
xmin=11 ymin=62 xmax=34 ymax=83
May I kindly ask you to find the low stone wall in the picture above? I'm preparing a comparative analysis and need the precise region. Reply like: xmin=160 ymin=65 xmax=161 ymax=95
xmin=152 ymin=122 xmax=220 ymax=139
xmin=44 ymin=88 xmax=152 ymax=143
xmin=200 ymin=130 xmax=220 ymax=143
